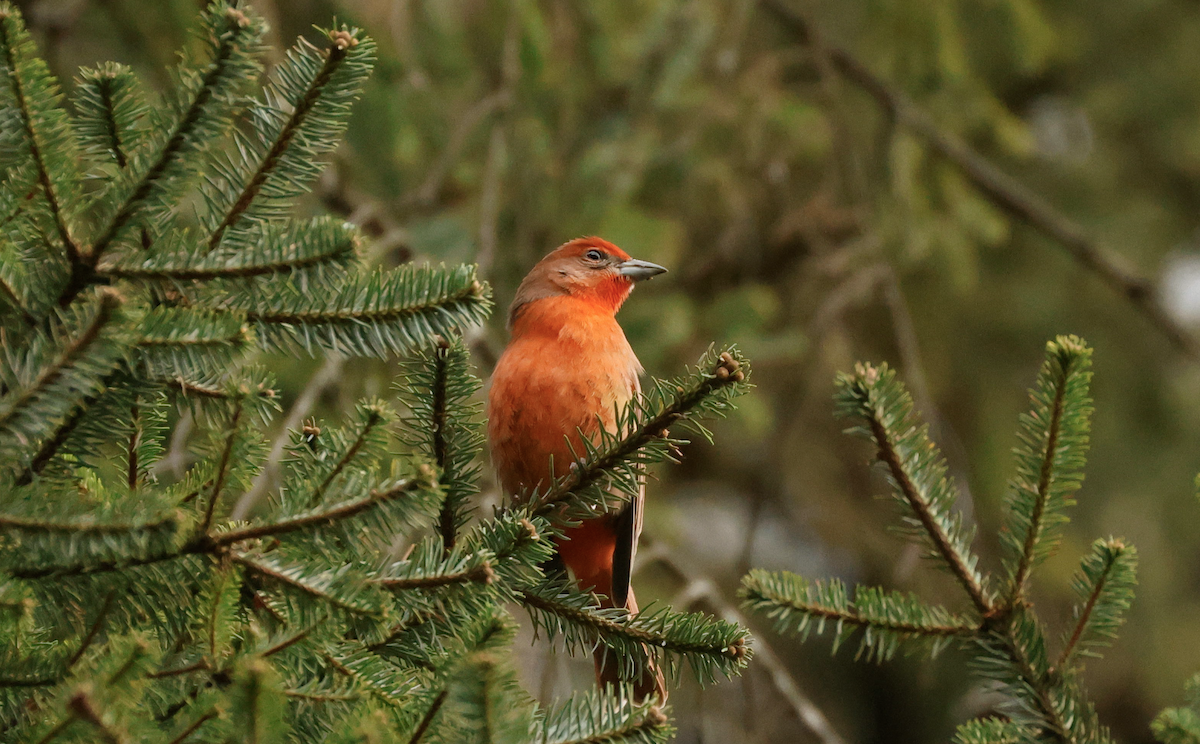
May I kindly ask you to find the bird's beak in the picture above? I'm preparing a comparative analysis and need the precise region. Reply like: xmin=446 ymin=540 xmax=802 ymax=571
xmin=617 ymin=258 xmax=667 ymax=281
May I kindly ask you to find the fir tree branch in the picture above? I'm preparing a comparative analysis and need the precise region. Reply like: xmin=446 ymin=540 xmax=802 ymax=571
xmin=740 ymin=570 xmax=978 ymax=661
xmin=541 ymin=688 xmax=671 ymax=744
xmin=1055 ymin=539 xmax=1137 ymax=671
xmin=165 ymin=710 xmax=218 ymax=744
xmin=1013 ymin=377 xmax=1065 ymax=597
xmin=82 ymin=5 xmax=264 ymax=273
xmin=65 ymin=691 xmax=122 ymax=744
xmin=199 ymin=403 xmax=243 ymax=533
xmin=234 ymin=554 xmax=385 ymax=617
xmin=212 ymin=480 xmax=421 ymax=546
xmin=406 ymin=689 xmax=447 ymax=744
xmin=835 ymin=363 xmax=992 ymax=615
xmin=126 ymin=402 xmax=139 ymax=490
xmin=14 ymin=387 xmax=96 ymax=485
xmin=206 ymin=32 xmax=357 ymax=250
xmin=234 ymin=264 xmax=491 ymax=358
xmin=0 ymin=7 xmax=78 ymax=263
xmin=1003 ymin=337 xmax=1093 ymax=604
xmin=148 ymin=660 xmax=212 ymax=679
xmin=520 ymin=584 xmax=748 ymax=684
xmin=375 ymin=561 xmax=495 ymax=591
xmin=396 ymin=335 xmax=484 ymax=554
xmin=869 ymin=412 xmax=991 ymax=614
xmin=102 ymin=223 xmax=357 ymax=281
xmin=530 ymin=350 xmax=748 ymax=518
xmin=96 ymin=77 xmax=127 ymax=168
xmin=429 ymin=341 xmax=454 ymax=549
xmin=0 ymin=273 xmax=34 ymax=327
xmin=65 ymin=592 xmax=116 ymax=670
xmin=305 ymin=407 xmax=384 ymax=508
xmin=260 ymin=626 xmax=315 ymax=658
xmin=0 ymin=289 xmax=123 ymax=443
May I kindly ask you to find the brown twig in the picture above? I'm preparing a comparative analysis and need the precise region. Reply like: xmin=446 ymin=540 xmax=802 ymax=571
xmin=760 ymin=0 xmax=1200 ymax=358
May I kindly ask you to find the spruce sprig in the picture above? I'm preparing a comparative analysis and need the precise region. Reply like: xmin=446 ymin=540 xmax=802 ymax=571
xmin=742 ymin=336 xmax=1135 ymax=744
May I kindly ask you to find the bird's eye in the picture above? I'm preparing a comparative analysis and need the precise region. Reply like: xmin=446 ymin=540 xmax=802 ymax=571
xmin=585 ymin=249 xmax=605 ymax=262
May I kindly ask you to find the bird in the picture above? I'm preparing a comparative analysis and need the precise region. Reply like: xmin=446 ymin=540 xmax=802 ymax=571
xmin=486 ymin=236 xmax=668 ymax=700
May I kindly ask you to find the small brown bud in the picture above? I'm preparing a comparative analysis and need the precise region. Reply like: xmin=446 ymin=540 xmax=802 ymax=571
xmin=224 ymin=7 xmax=249 ymax=27
xmin=473 ymin=562 xmax=497 ymax=585
xmin=645 ymin=706 xmax=669 ymax=726
xmin=328 ymin=29 xmax=358 ymax=50
xmin=519 ymin=518 xmax=539 ymax=541
xmin=733 ymin=370 xmax=745 ymax=382
xmin=714 ymin=366 xmax=730 ymax=381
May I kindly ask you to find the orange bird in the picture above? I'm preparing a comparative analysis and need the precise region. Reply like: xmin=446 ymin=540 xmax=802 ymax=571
xmin=487 ymin=237 xmax=667 ymax=699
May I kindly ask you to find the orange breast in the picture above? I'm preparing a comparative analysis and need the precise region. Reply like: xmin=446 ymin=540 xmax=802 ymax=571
xmin=487 ymin=302 xmax=640 ymax=497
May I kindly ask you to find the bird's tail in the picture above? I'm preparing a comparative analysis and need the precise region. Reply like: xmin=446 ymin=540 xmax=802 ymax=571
xmin=593 ymin=586 xmax=667 ymax=702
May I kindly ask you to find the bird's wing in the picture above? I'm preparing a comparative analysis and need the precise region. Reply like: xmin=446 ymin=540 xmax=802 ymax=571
xmin=609 ymin=375 xmax=643 ymax=609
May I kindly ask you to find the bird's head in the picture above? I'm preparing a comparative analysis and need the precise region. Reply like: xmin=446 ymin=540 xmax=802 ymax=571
xmin=508 ymin=237 xmax=667 ymax=329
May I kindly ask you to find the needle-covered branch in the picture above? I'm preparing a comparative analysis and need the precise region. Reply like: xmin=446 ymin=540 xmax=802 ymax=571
xmin=0 ymin=3 xmax=82 ymax=263
xmin=396 ymin=335 xmax=484 ymax=551
xmin=236 ymin=264 xmax=491 ymax=358
xmin=1003 ymin=336 xmax=1093 ymax=603
xmin=529 ymin=347 xmax=750 ymax=522
xmin=203 ymin=28 xmax=374 ymax=250
xmin=1057 ymin=539 xmax=1137 ymax=670
xmin=1153 ymin=675 xmax=1200 ymax=744
xmin=540 ymin=687 xmax=672 ymax=744
xmin=72 ymin=63 xmax=149 ymax=170
xmin=740 ymin=570 xmax=978 ymax=662
xmin=84 ymin=3 xmax=267 ymax=270
xmin=0 ymin=289 xmax=133 ymax=469
xmin=520 ymin=579 xmax=750 ymax=686
xmin=835 ymin=361 xmax=992 ymax=614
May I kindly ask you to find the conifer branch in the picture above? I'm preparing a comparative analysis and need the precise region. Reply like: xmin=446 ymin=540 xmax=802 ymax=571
xmin=66 ymin=691 xmax=123 ymax=744
xmin=96 ymin=79 xmax=127 ymax=168
xmin=530 ymin=349 xmax=748 ymax=519
xmin=396 ymin=336 xmax=484 ymax=554
xmin=520 ymin=582 xmax=749 ymax=684
xmin=165 ymin=710 xmax=218 ymax=744
xmin=102 ymin=221 xmax=357 ymax=282
xmin=0 ymin=7 xmax=78 ymax=263
xmin=0 ymin=289 xmax=123 ymax=446
xmin=740 ymin=570 xmax=978 ymax=661
xmin=406 ymin=689 xmax=447 ymax=744
xmin=65 ymin=592 xmax=115 ymax=670
xmin=0 ymin=274 xmax=34 ymax=327
xmin=541 ymin=688 xmax=671 ymax=744
xmin=375 ymin=561 xmax=495 ymax=591
xmin=206 ymin=32 xmax=357 ymax=250
xmin=305 ymin=407 xmax=384 ymax=507
xmin=1013 ymin=377 xmax=1065 ymax=598
xmin=835 ymin=363 xmax=991 ymax=615
xmin=234 ymin=554 xmax=386 ymax=617
xmin=1003 ymin=337 xmax=1093 ymax=604
xmin=148 ymin=660 xmax=212 ymax=680
xmin=199 ymin=403 xmax=243 ymax=532
xmin=83 ymin=5 xmax=264 ymax=271
xmin=14 ymin=390 xmax=96 ymax=485
xmin=1055 ymin=539 xmax=1137 ymax=671
xmin=126 ymin=402 xmax=139 ymax=490
xmin=240 ymin=265 xmax=491 ymax=358
xmin=868 ymin=412 xmax=991 ymax=615
xmin=429 ymin=342 xmax=453 ymax=548
xmin=213 ymin=480 xmax=421 ymax=545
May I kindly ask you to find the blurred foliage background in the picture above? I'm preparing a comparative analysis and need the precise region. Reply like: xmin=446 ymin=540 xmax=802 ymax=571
xmin=14 ymin=0 xmax=1200 ymax=740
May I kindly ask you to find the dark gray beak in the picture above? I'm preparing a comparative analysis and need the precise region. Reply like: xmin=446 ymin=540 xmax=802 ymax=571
xmin=617 ymin=258 xmax=667 ymax=281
